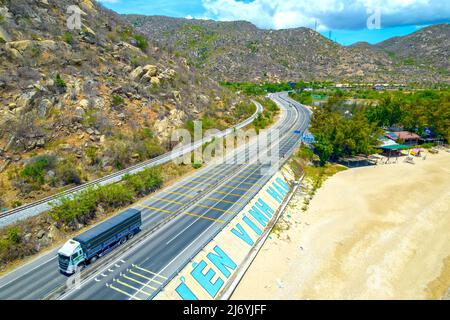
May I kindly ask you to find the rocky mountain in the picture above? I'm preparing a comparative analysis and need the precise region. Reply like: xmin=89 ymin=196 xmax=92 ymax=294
xmin=0 ymin=0 xmax=247 ymax=208
xmin=374 ymin=24 xmax=450 ymax=73
xmin=126 ymin=15 xmax=450 ymax=84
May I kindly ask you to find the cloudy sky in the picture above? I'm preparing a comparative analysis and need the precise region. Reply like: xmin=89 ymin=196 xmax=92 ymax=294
xmin=98 ymin=0 xmax=450 ymax=45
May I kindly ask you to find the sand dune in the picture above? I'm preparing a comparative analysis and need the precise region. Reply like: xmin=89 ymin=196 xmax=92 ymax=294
xmin=232 ymin=152 xmax=450 ymax=300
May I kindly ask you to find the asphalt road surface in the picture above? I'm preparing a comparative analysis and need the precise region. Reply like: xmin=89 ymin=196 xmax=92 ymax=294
xmin=0 ymin=92 xmax=310 ymax=300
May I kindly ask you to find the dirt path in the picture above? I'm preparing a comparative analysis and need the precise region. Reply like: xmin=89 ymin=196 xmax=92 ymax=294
xmin=232 ymin=152 xmax=450 ymax=300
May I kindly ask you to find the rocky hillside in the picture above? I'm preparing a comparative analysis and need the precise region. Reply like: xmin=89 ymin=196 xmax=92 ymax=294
xmin=126 ymin=15 xmax=450 ymax=84
xmin=374 ymin=24 xmax=450 ymax=73
xmin=0 ymin=0 xmax=248 ymax=208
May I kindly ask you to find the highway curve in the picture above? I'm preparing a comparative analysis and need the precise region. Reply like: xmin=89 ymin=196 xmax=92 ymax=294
xmin=0 ymin=92 xmax=311 ymax=300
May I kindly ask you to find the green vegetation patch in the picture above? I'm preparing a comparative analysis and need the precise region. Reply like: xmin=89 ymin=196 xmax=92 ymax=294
xmin=49 ymin=166 xmax=164 ymax=225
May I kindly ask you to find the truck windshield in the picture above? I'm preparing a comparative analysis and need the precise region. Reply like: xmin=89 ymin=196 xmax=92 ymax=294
xmin=58 ymin=254 xmax=70 ymax=266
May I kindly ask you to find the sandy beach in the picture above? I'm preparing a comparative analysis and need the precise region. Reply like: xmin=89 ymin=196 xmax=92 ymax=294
xmin=232 ymin=151 xmax=450 ymax=300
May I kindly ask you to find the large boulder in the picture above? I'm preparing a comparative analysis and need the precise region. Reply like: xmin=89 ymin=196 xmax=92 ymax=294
xmin=130 ymin=66 xmax=144 ymax=81
xmin=143 ymin=65 xmax=158 ymax=77
xmin=150 ymin=77 xmax=160 ymax=87
xmin=74 ymin=106 xmax=85 ymax=121
xmin=16 ymin=91 xmax=37 ymax=109
xmin=37 ymin=99 xmax=52 ymax=118
xmin=172 ymin=91 xmax=182 ymax=103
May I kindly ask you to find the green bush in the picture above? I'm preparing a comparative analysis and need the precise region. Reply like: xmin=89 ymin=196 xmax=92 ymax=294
xmin=111 ymin=95 xmax=124 ymax=107
xmin=192 ymin=162 xmax=202 ymax=169
xmin=95 ymin=184 xmax=134 ymax=208
xmin=50 ymin=166 xmax=163 ymax=224
xmin=7 ymin=227 xmax=21 ymax=244
xmin=49 ymin=188 xmax=98 ymax=224
xmin=62 ymin=31 xmax=74 ymax=45
xmin=133 ymin=34 xmax=148 ymax=51
xmin=124 ymin=167 xmax=163 ymax=196
xmin=54 ymin=74 xmax=67 ymax=91
xmin=21 ymin=155 xmax=56 ymax=185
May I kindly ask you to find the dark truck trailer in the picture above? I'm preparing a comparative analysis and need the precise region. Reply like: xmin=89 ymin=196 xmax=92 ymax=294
xmin=58 ymin=208 xmax=142 ymax=274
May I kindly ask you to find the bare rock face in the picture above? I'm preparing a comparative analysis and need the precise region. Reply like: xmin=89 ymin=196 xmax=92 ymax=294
xmin=154 ymin=108 xmax=187 ymax=141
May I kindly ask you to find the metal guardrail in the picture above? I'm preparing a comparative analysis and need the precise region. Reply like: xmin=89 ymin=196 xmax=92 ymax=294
xmin=0 ymin=102 xmax=263 ymax=226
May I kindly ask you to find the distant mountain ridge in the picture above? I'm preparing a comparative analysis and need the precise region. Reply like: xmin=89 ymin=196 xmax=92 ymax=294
xmin=125 ymin=15 xmax=450 ymax=84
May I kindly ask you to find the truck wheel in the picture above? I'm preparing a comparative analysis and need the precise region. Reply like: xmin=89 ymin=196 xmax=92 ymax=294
xmin=119 ymin=237 xmax=127 ymax=245
xmin=127 ymin=233 xmax=134 ymax=240
xmin=90 ymin=256 xmax=98 ymax=264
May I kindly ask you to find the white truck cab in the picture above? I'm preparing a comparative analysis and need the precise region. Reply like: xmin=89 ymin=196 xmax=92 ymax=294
xmin=58 ymin=240 xmax=85 ymax=275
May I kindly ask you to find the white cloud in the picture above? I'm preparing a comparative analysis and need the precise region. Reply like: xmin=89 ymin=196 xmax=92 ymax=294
xmin=201 ymin=0 xmax=450 ymax=30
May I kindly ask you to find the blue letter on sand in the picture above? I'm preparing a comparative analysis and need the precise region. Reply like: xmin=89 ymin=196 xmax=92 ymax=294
xmin=207 ymin=246 xmax=237 ymax=278
xmin=191 ymin=260 xmax=224 ymax=298
xmin=231 ymin=223 xmax=254 ymax=246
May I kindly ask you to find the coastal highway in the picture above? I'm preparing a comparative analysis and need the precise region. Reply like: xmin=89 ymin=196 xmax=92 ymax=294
xmin=0 ymin=92 xmax=311 ymax=300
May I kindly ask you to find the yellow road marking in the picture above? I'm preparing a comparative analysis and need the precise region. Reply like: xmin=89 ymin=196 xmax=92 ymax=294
xmin=124 ymin=274 xmax=158 ymax=290
xmin=165 ymin=191 xmax=194 ymax=198
xmin=184 ymin=212 xmax=225 ymax=223
xmin=234 ymin=175 xmax=260 ymax=180
xmin=230 ymin=180 xmax=261 ymax=186
xmin=221 ymin=185 xmax=249 ymax=192
xmin=152 ymin=197 xmax=183 ymax=205
xmin=137 ymin=204 xmax=224 ymax=223
xmin=177 ymin=185 xmax=204 ymax=191
xmin=129 ymin=270 xmax=163 ymax=285
xmin=195 ymin=204 xmax=235 ymax=214
xmin=206 ymin=197 xmax=236 ymax=205
xmin=189 ymin=180 xmax=214 ymax=186
xmin=107 ymin=283 xmax=142 ymax=300
xmin=213 ymin=190 xmax=249 ymax=198
xmin=132 ymin=265 xmax=168 ymax=280
xmin=137 ymin=204 xmax=172 ymax=214
xmin=116 ymin=279 xmax=153 ymax=296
